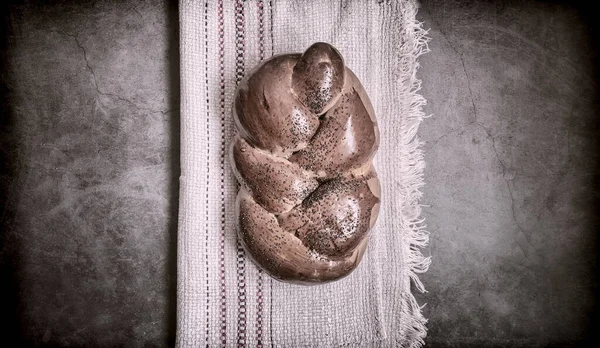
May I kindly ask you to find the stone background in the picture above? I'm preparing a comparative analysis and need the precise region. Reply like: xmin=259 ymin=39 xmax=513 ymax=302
xmin=0 ymin=1 xmax=597 ymax=347
xmin=1 ymin=1 xmax=179 ymax=346
xmin=417 ymin=1 xmax=598 ymax=347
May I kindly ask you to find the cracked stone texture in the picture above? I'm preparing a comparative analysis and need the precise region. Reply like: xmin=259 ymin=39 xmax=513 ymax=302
xmin=0 ymin=1 xmax=179 ymax=347
xmin=417 ymin=1 xmax=599 ymax=347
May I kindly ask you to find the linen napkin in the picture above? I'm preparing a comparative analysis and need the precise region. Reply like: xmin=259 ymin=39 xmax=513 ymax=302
xmin=177 ymin=1 xmax=431 ymax=346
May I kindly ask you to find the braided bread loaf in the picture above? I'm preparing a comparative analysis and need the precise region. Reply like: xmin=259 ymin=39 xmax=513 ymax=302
xmin=230 ymin=43 xmax=380 ymax=284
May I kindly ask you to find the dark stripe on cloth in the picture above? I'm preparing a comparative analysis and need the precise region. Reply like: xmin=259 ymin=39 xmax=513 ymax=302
xmin=234 ymin=1 xmax=248 ymax=347
xmin=217 ymin=0 xmax=227 ymax=346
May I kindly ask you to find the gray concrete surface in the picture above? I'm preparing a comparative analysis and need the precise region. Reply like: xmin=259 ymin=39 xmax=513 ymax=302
xmin=1 ymin=1 xmax=179 ymax=347
xmin=417 ymin=1 xmax=598 ymax=347
xmin=0 ymin=0 xmax=597 ymax=347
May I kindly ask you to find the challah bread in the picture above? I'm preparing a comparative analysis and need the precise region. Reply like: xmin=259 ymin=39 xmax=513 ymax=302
xmin=230 ymin=42 xmax=380 ymax=284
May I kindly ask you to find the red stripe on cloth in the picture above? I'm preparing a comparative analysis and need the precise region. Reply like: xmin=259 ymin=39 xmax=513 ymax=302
xmin=217 ymin=0 xmax=227 ymax=346
xmin=269 ymin=1 xmax=274 ymax=56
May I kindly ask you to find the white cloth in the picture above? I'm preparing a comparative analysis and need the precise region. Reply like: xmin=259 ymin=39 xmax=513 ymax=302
xmin=177 ymin=1 xmax=430 ymax=347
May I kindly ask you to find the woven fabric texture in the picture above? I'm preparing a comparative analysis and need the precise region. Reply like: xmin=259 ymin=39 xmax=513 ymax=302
xmin=177 ymin=1 xmax=430 ymax=347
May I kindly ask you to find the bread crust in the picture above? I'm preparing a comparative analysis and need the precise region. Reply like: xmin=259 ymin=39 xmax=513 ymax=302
xmin=230 ymin=42 xmax=380 ymax=284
